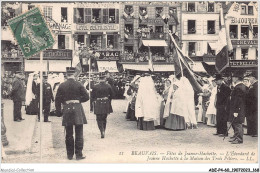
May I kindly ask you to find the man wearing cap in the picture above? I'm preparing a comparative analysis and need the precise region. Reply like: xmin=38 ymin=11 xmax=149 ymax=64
xmin=37 ymin=73 xmax=54 ymax=122
xmin=92 ymin=75 xmax=115 ymax=138
xmin=245 ymin=71 xmax=258 ymax=137
xmin=55 ymin=67 xmax=89 ymax=160
xmin=229 ymin=71 xmax=247 ymax=144
xmin=10 ymin=72 xmax=25 ymax=122
xmin=214 ymin=74 xmax=231 ymax=136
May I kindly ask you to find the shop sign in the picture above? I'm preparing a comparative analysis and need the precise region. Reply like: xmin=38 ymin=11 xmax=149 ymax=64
xmin=139 ymin=18 xmax=176 ymax=25
xmin=230 ymin=60 xmax=258 ymax=67
xmin=96 ymin=51 xmax=120 ymax=60
xmin=31 ymin=49 xmax=72 ymax=60
xmin=231 ymin=40 xmax=258 ymax=45
xmin=231 ymin=17 xmax=258 ymax=24
xmin=75 ymin=24 xmax=119 ymax=32
xmin=48 ymin=22 xmax=71 ymax=31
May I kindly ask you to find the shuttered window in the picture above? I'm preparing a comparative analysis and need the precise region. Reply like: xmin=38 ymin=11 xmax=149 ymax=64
xmin=85 ymin=8 xmax=92 ymax=23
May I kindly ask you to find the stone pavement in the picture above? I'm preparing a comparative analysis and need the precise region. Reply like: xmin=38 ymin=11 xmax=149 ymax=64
xmin=2 ymin=99 xmax=37 ymax=155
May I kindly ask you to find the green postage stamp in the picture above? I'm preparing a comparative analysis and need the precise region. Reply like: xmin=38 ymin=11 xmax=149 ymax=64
xmin=7 ymin=7 xmax=55 ymax=58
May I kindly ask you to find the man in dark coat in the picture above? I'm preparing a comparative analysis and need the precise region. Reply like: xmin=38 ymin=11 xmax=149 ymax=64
xmin=10 ymin=72 xmax=25 ymax=122
xmin=229 ymin=72 xmax=247 ymax=144
xmin=214 ymin=74 xmax=231 ymax=136
xmin=245 ymin=71 xmax=258 ymax=137
xmin=37 ymin=74 xmax=54 ymax=122
xmin=55 ymin=67 xmax=89 ymax=160
xmin=92 ymin=75 xmax=115 ymax=138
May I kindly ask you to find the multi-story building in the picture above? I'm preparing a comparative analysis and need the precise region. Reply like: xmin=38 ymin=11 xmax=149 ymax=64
xmin=226 ymin=1 xmax=258 ymax=70
xmin=119 ymin=2 xmax=181 ymax=72
xmin=181 ymin=1 xmax=221 ymax=72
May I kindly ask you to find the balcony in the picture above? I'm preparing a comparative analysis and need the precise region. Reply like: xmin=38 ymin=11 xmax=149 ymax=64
xmin=140 ymin=32 xmax=166 ymax=40
xmin=120 ymin=53 xmax=175 ymax=63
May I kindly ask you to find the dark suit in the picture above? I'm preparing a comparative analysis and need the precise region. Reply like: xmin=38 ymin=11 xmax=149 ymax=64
xmin=245 ymin=81 xmax=258 ymax=136
xmin=230 ymin=83 xmax=247 ymax=142
xmin=92 ymin=81 xmax=115 ymax=136
xmin=215 ymin=83 xmax=231 ymax=135
xmin=55 ymin=78 xmax=89 ymax=159
xmin=10 ymin=78 xmax=25 ymax=121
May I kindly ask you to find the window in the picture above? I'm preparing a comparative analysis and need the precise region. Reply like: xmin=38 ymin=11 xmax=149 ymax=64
xmin=28 ymin=5 xmax=35 ymax=10
xmin=207 ymin=44 xmax=215 ymax=56
xmin=207 ymin=21 xmax=215 ymax=34
xmin=248 ymin=6 xmax=254 ymax=15
xmin=58 ymin=35 xmax=65 ymax=49
xmin=77 ymin=35 xmax=85 ymax=45
xmin=188 ymin=20 xmax=196 ymax=34
xmin=169 ymin=25 xmax=176 ymax=33
xmin=253 ymin=26 xmax=258 ymax=38
xmin=43 ymin=6 xmax=52 ymax=21
xmin=124 ymin=5 xmax=133 ymax=15
xmin=92 ymin=9 xmax=101 ymax=23
xmin=74 ymin=8 xmax=84 ymax=23
xmin=124 ymin=46 xmax=133 ymax=54
xmin=188 ymin=42 xmax=196 ymax=56
xmin=208 ymin=2 xmax=214 ymax=12
xmin=241 ymin=5 xmax=246 ymax=15
xmin=125 ymin=24 xmax=133 ymax=34
xmin=61 ymin=7 xmax=67 ymax=22
xmin=169 ymin=7 xmax=177 ymax=14
xmin=241 ymin=25 xmax=249 ymax=39
xmin=90 ymin=35 xmax=102 ymax=50
xmin=155 ymin=26 xmax=164 ymax=33
xmin=155 ymin=7 xmax=163 ymax=18
xmin=108 ymin=9 xmax=115 ymax=23
xmin=241 ymin=49 xmax=248 ymax=60
xmin=187 ymin=2 xmax=195 ymax=12
xmin=139 ymin=7 xmax=147 ymax=16
xmin=230 ymin=25 xmax=238 ymax=39
xmin=107 ymin=35 xmax=114 ymax=49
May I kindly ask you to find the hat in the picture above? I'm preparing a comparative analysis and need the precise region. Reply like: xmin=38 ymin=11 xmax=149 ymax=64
xmin=43 ymin=72 xmax=48 ymax=78
xmin=99 ymin=75 xmax=106 ymax=80
xmin=15 ymin=71 xmax=23 ymax=75
xmin=247 ymin=71 xmax=258 ymax=78
xmin=66 ymin=67 xmax=76 ymax=74
xmin=213 ymin=74 xmax=223 ymax=81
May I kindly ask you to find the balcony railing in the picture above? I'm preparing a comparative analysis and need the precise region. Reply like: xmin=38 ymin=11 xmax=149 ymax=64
xmin=120 ymin=53 xmax=175 ymax=63
xmin=140 ymin=32 xmax=166 ymax=40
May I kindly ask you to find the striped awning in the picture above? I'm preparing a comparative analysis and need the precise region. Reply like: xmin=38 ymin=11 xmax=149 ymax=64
xmin=142 ymin=40 xmax=168 ymax=47
xmin=123 ymin=64 xmax=175 ymax=71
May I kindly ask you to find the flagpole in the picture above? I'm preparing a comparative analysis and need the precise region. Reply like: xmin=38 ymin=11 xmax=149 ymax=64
xmin=40 ymin=51 xmax=43 ymax=161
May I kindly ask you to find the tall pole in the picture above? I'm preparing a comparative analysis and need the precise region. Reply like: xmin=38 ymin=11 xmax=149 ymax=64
xmin=40 ymin=51 xmax=43 ymax=161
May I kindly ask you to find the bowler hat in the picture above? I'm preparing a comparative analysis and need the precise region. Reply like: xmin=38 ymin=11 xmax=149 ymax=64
xmin=214 ymin=74 xmax=223 ymax=81
xmin=66 ymin=67 xmax=76 ymax=74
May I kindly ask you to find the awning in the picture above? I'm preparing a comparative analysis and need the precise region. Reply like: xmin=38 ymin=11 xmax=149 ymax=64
xmin=123 ymin=64 xmax=175 ymax=71
xmin=97 ymin=61 xmax=118 ymax=72
xmin=142 ymin=40 xmax=168 ymax=47
xmin=208 ymin=42 xmax=217 ymax=50
xmin=189 ymin=62 xmax=206 ymax=73
xmin=49 ymin=60 xmax=71 ymax=72
xmin=24 ymin=60 xmax=48 ymax=72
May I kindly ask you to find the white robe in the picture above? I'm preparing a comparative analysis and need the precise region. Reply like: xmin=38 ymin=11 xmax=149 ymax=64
xmin=206 ymin=87 xmax=217 ymax=116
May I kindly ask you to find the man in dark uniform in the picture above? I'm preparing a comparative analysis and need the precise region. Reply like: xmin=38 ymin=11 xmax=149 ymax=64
xmin=214 ymin=74 xmax=231 ymax=136
xmin=10 ymin=72 xmax=25 ymax=122
xmin=92 ymin=75 xmax=115 ymax=138
xmin=87 ymin=76 xmax=97 ymax=112
xmin=37 ymin=73 xmax=54 ymax=122
xmin=55 ymin=67 xmax=89 ymax=160
xmin=229 ymin=71 xmax=247 ymax=144
xmin=245 ymin=71 xmax=258 ymax=137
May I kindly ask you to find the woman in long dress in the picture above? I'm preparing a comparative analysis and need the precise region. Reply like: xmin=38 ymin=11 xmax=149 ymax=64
xmin=206 ymin=80 xmax=217 ymax=126
xmin=135 ymin=75 xmax=161 ymax=130
xmin=164 ymin=80 xmax=187 ymax=130
xmin=25 ymin=72 xmax=39 ymax=115
xmin=160 ymin=79 xmax=171 ymax=126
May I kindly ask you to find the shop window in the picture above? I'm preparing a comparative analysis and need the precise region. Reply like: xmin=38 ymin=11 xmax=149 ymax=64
xmin=241 ymin=5 xmax=246 ymax=15
xmin=241 ymin=25 xmax=249 ymax=39
xmin=108 ymin=9 xmax=115 ymax=23
xmin=155 ymin=26 xmax=164 ymax=33
xmin=124 ymin=46 xmax=133 ymax=54
xmin=125 ymin=24 xmax=133 ymax=35
xmin=90 ymin=35 xmax=102 ymax=50
xmin=187 ymin=2 xmax=195 ymax=12
xmin=208 ymin=2 xmax=214 ymax=12
xmin=107 ymin=35 xmax=114 ymax=49
xmin=207 ymin=21 xmax=215 ymax=34
xmin=241 ymin=49 xmax=248 ymax=60
xmin=74 ymin=8 xmax=84 ymax=23
xmin=253 ymin=26 xmax=258 ymax=38
xmin=188 ymin=20 xmax=196 ymax=34
xmin=77 ymin=35 xmax=85 ymax=45
xmin=92 ymin=9 xmax=101 ymax=23
xmin=248 ymin=6 xmax=254 ymax=15
xmin=230 ymin=25 xmax=238 ymax=39
xmin=61 ymin=7 xmax=67 ymax=22
xmin=58 ymin=35 xmax=65 ymax=49
xmin=28 ymin=5 xmax=35 ymax=10
xmin=43 ymin=6 xmax=52 ymax=21
xmin=188 ymin=42 xmax=196 ymax=56
xmin=155 ymin=7 xmax=163 ymax=18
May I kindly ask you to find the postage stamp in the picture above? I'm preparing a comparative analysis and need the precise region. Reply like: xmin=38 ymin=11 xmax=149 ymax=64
xmin=7 ymin=7 xmax=55 ymax=58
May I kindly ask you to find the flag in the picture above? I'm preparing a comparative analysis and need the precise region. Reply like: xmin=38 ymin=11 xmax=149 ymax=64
xmin=215 ymin=7 xmax=230 ymax=73
xmin=249 ymin=22 xmax=254 ymax=35
xmin=73 ymin=42 xmax=82 ymax=77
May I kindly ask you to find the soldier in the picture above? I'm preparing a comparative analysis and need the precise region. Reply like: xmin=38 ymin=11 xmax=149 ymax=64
xmin=55 ymin=67 xmax=89 ymax=160
xmin=92 ymin=75 xmax=115 ymax=138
